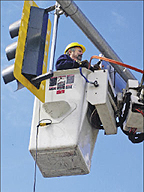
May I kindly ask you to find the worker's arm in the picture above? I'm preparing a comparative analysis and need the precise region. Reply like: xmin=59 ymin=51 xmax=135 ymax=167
xmin=56 ymin=54 xmax=80 ymax=70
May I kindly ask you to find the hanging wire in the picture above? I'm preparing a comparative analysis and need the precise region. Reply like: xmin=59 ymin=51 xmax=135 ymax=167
xmin=32 ymin=101 xmax=52 ymax=192
xmin=33 ymin=125 xmax=39 ymax=192
xmin=33 ymin=100 xmax=41 ymax=192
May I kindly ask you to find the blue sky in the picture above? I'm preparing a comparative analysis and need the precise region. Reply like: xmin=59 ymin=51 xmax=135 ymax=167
xmin=1 ymin=1 xmax=143 ymax=192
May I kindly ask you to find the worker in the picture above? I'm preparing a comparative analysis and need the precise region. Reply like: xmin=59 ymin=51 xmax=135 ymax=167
xmin=55 ymin=42 xmax=95 ymax=71
xmin=55 ymin=42 xmax=102 ymax=129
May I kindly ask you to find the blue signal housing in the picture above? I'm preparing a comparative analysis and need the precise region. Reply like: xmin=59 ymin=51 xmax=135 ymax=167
xmin=22 ymin=6 xmax=48 ymax=89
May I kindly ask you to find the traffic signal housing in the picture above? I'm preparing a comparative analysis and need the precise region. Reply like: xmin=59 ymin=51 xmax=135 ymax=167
xmin=2 ymin=0 xmax=51 ymax=103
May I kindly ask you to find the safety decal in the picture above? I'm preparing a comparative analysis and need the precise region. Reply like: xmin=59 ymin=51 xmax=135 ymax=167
xmin=57 ymin=76 xmax=66 ymax=90
xmin=49 ymin=74 xmax=75 ymax=94
xmin=49 ymin=77 xmax=57 ymax=90
xmin=66 ymin=84 xmax=72 ymax=89
xmin=67 ymin=74 xmax=74 ymax=84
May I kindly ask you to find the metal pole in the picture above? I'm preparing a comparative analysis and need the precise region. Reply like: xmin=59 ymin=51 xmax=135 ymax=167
xmin=56 ymin=0 xmax=136 ymax=82
xmin=48 ymin=2 xmax=60 ymax=72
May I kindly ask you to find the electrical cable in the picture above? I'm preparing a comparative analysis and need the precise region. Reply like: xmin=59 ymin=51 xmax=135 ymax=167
xmin=89 ymin=55 xmax=144 ymax=74
xmin=37 ymin=119 xmax=52 ymax=127
xmin=79 ymin=67 xmax=99 ymax=87
xmin=117 ymin=92 xmax=132 ymax=127
xmin=135 ymin=108 xmax=144 ymax=117
xmin=33 ymin=100 xmax=41 ymax=192
xmin=33 ymin=100 xmax=52 ymax=192
xmin=33 ymin=124 xmax=39 ymax=192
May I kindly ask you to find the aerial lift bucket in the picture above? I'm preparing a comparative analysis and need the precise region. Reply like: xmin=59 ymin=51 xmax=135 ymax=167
xmin=29 ymin=68 xmax=99 ymax=178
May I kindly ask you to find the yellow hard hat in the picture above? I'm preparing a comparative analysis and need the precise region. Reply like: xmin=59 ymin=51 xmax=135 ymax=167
xmin=64 ymin=42 xmax=86 ymax=54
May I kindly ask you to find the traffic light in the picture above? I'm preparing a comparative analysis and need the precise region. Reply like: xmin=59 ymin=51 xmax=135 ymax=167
xmin=2 ymin=0 xmax=51 ymax=103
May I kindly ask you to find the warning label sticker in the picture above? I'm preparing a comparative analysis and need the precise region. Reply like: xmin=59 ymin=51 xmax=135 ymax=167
xmin=57 ymin=76 xmax=66 ymax=90
xmin=49 ymin=74 xmax=74 ymax=94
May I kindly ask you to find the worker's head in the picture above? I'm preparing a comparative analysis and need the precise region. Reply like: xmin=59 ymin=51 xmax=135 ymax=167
xmin=64 ymin=42 xmax=86 ymax=62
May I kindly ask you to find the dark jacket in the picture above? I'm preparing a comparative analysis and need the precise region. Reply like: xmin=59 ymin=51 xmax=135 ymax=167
xmin=55 ymin=54 xmax=80 ymax=70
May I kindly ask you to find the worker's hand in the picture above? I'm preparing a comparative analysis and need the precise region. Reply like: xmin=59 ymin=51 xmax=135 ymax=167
xmin=80 ymin=60 xmax=89 ymax=68
xmin=76 ymin=60 xmax=94 ymax=72
xmin=81 ymin=60 xmax=95 ymax=72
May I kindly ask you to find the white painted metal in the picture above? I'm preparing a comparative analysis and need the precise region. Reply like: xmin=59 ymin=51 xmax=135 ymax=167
xmin=123 ymin=107 xmax=144 ymax=133
xmin=87 ymin=69 xmax=117 ymax=135
xmin=140 ymin=88 xmax=144 ymax=101
xmin=48 ymin=2 xmax=60 ymax=72
xmin=123 ymin=79 xmax=144 ymax=133
xmin=29 ymin=68 xmax=98 ymax=177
